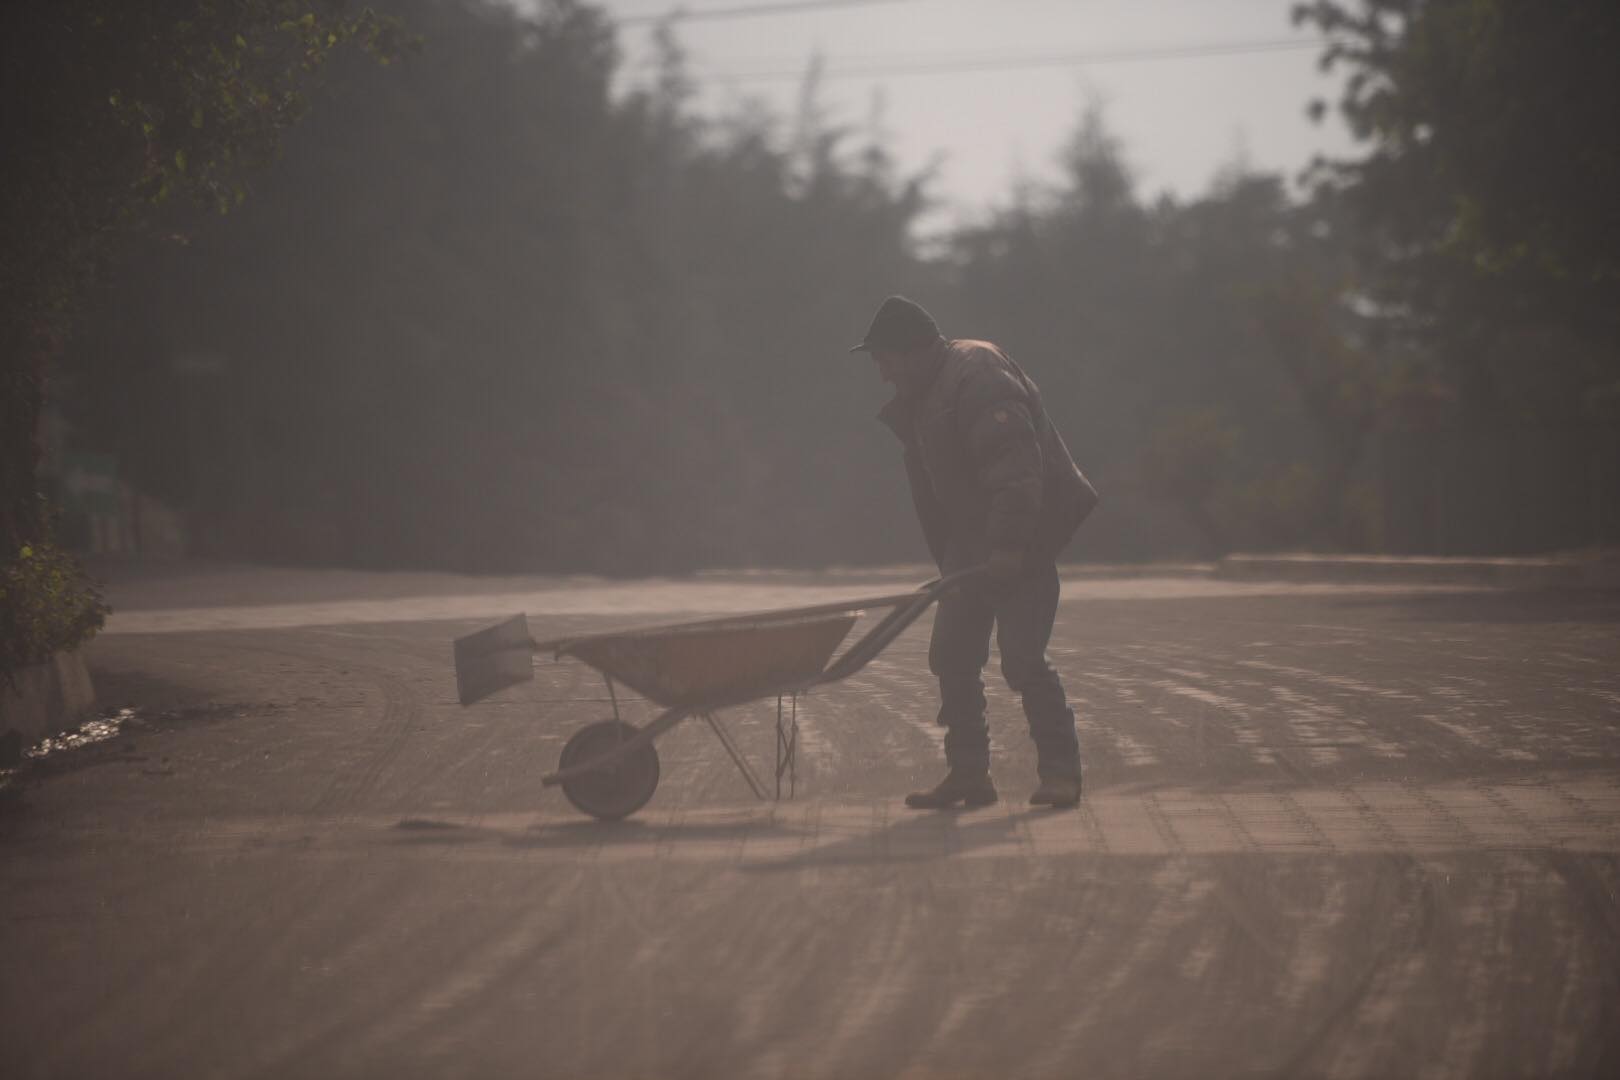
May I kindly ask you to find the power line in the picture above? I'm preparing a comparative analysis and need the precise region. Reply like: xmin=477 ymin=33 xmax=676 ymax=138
xmin=694 ymin=37 xmax=1321 ymax=83
xmin=616 ymin=0 xmax=914 ymax=28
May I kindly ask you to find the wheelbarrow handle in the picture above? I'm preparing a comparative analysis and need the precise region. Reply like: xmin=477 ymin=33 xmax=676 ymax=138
xmin=918 ymin=564 xmax=992 ymax=595
xmin=811 ymin=564 xmax=990 ymax=686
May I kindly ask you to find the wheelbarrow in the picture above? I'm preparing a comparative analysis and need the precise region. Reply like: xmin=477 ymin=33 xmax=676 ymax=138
xmin=452 ymin=569 xmax=984 ymax=819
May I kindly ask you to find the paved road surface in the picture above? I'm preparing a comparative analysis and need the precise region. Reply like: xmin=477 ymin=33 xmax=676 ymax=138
xmin=4 ymin=567 xmax=1619 ymax=1078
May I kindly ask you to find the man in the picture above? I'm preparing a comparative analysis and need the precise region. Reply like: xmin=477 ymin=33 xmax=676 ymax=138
xmin=850 ymin=295 xmax=1098 ymax=809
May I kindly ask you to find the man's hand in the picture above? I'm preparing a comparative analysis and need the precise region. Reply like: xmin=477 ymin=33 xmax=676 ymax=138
xmin=987 ymin=548 xmax=1023 ymax=585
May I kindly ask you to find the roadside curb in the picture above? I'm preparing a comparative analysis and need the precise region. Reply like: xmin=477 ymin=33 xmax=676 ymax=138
xmin=1215 ymin=554 xmax=1620 ymax=590
xmin=1062 ymin=562 xmax=1214 ymax=580
xmin=1 ymin=650 xmax=98 ymax=754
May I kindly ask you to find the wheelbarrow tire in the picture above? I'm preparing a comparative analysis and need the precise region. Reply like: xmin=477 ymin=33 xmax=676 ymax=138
xmin=558 ymin=719 xmax=660 ymax=820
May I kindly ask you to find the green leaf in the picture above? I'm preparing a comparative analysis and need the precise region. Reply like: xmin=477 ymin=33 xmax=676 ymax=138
xmin=234 ymin=33 xmax=247 ymax=49
xmin=19 ymin=546 xmax=33 ymax=559
xmin=174 ymin=149 xmax=187 ymax=173
xmin=191 ymin=105 xmax=204 ymax=129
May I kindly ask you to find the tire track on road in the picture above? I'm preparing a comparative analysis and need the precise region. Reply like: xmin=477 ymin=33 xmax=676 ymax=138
xmin=210 ymin=636 xmax=437 ymax=819
xmin=1274 ymin=856 xmax=1442 ymax=1077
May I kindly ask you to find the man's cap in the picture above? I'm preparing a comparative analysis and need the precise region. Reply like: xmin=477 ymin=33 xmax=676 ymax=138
xmin=849 ymin=295 xmax=941 ymax=353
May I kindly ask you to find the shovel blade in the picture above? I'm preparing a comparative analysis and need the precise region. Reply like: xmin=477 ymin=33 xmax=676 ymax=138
xmin=453 ymin=614 xmax=535 ymax=705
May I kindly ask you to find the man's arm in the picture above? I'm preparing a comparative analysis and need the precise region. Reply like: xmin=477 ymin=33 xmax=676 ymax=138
xmin=963 ymin=374 xmax=1044 ymax=571
xmin=902 ymin=447 xmax=949 ymax=568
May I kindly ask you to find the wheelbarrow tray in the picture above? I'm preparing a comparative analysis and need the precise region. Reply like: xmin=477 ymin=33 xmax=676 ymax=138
xmin=452 ymin=590 xmax=919 ymax=708
xmin=555 ymin=610 xmax=859 ymax=709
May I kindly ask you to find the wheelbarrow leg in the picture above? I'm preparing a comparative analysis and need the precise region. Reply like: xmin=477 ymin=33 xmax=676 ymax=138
xmin=776 ymin=694 xmax=798 ymax=800
xmin=703 ymin=712 xmax=769 ymax=801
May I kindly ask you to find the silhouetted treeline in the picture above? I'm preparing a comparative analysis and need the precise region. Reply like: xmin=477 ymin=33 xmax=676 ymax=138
xmin=55 ymin=0 xmax=1620 ymax=572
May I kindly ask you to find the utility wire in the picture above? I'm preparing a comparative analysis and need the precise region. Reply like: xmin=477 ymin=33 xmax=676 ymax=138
xmin=616 ymin=0 xmax=914 ymax=27
xmin=696 ymin=37 xmax=1321 ymax=82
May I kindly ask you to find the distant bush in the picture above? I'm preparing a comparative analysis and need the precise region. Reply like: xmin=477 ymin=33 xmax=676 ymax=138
xmin=0 ymin=541 xmax=110 ymax=683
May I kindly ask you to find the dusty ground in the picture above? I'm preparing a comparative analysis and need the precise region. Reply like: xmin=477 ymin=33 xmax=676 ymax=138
xmin=4 ymin=564 xmax=1619 ymax=1079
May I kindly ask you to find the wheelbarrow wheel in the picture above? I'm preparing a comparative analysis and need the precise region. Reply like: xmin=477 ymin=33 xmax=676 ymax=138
xmin=558 ymin=719 xmax=660 ymax=820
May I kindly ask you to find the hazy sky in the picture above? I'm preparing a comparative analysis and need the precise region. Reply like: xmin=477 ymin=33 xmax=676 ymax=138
xmin=582 ymin=0 xmax=1358 ymax=226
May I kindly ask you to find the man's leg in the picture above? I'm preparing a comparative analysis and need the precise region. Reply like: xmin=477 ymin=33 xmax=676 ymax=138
xmin=926 ymin=582 xmax=996 ymax=775
xmin=994 ymin=562 xmax=1081 ymax=785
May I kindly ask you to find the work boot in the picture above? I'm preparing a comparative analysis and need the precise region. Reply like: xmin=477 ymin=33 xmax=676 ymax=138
xmin=1028 ymin=774 xmax=1082 ymax=808
xmin=905 ymin=769 xmax=998 ymax=810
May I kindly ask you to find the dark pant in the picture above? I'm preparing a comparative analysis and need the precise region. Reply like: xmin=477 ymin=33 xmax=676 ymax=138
xmin=928 ymin=561 xmax=1080 ymax=779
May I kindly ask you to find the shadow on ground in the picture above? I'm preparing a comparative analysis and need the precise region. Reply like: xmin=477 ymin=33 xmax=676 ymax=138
xmin=388 ymin=804 xmax=1069 ymax=869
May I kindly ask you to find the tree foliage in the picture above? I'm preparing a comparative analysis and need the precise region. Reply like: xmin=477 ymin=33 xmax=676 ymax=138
xmin=1294 ymin=0 xmax=1620 ymax=411
xmin=41 ymin=0 xmax=1619 ymax=579
xmin=1 ymin=1 xmax=399 ymax=673
xmin=60 ymin=0 xmax=932 ymax=572
xmin=0 ymin=542 xmax=110 ymax=679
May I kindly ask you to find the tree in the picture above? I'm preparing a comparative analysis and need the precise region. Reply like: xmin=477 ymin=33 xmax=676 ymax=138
xmin=1 ymin=1 xmax=399 ymax=673
xmin=1294 ymin=0 xmax=1620 ymax=410
xmin=1292 ymin=0 xmax=1620 ymax=552
xmin=55 ymin=0 xmax=936 ymax=574
xmin=1140 ymin=406 xmax=1239 ymax=557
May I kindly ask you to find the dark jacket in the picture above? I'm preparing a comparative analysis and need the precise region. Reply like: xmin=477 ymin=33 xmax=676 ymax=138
xmin=878 ymin=339 xmax=1098 ymax=570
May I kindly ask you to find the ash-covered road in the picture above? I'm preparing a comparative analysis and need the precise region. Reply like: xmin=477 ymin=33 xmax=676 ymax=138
xmin=4 ymin=566 xmax=1619 ymax=1078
